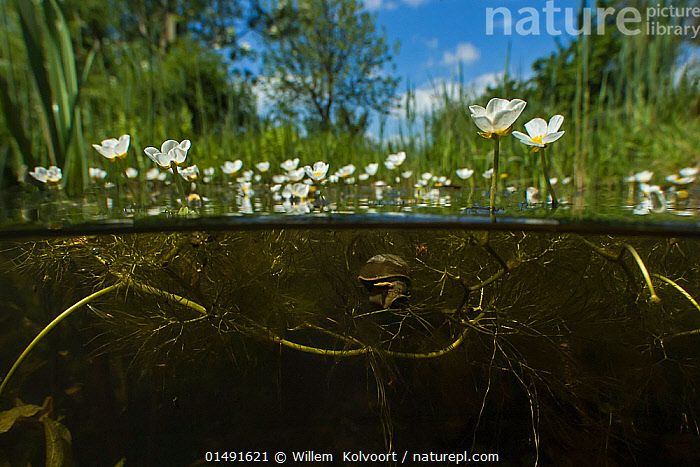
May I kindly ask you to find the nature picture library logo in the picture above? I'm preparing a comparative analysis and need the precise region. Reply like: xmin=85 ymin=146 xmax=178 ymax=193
xmin=485 ymin=1 xmax=700 ymax=39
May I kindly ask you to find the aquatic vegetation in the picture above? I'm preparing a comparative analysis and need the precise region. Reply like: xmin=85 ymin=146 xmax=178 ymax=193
xmin=469 ymin=98 xmax=526 ymax=222
xmin=2 ymin=230 xmax=700 ymax=463
xmin=303 ymin=161 xmax=330 ymax=181
xmin=143 ymin=139 xmax=191 ymax=169
xmin=92 ymin=135 xmax=130 ymax=161
xmin=513 ymin=115 xmax=566 ymax=208
xmin=28 ymin=166 xmax=63 ymax=184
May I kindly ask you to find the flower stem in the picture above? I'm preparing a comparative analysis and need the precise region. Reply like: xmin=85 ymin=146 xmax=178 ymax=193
xmin=490 ymin=137 xmax=500 ymax=223
xmin=170 ymin=161 xmax=190 ymax=214
xmin=0 ymin=282 xmax=123 ymax=397
xmin=540 ymin=147 xmax=558 ymax=208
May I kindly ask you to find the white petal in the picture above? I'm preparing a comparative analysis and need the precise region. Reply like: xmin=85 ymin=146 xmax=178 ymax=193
xmin=524 ymin=118 xmax=548 ymax=138
xmin=161 ymin=140 xmax=178 ymax=153
xmin=485 ymin=98 xmax=509 ymax=117
xmin=468 ymin=105 xmax=486 ymax=118
xmin=101 ymin=138 xmax=118 ymax=147
xmin=548 ymin=115 xmax=564 ymax=133
xmin=470 ymin=115 xmax=494 ymax=133
xmin=512 ymin=131 xmax=533 ymax=143
xmin=178 ymin=139 xmax=191 ymax=152
xmin=542 ymin=131 xmax=565 ymax=144
xmin=491 ymin=109 xmax=520 ymax=131
xmin=93 ymin=144 xmax=116 ymax=159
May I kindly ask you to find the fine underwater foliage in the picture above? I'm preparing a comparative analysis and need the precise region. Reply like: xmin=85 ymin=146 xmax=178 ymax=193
xmin=2 ymin=231 xmax=700 ymax=464
xmin=469 ymin=98 xmax=527 ymax=222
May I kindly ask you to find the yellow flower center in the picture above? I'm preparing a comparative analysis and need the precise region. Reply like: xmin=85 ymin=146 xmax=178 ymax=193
xmin=532 ymin=134 xmax=544 ymax=145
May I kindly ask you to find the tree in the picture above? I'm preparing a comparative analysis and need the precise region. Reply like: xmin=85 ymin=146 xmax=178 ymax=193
xmin=260 ymin=0 xmax=400 ymax=134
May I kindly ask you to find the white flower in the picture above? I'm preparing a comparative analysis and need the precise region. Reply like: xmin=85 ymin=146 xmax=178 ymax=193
xmin=679 ymin=166 xmax=699 ymax=178
xmin=203 ymin=167 xmax=215 ymax=177
xmin=286 ymin=168 xmax=305 ymax=182
xmin=482 ymin=168 xmax=494 ymax=179
xmin=469 ymin=98 xmax=527 ymax=139
xmin=89 ymin=167 xmax=108 ymax=180
xmin=384 ymin=160 xmax=396 ymax=170
xmin=337 ymin=164 xmax=356 ymax=178
xmin=282 ymin=182 xmax=310 ymax=200
xmin=456 ymin=168 xmax=474 ymax=180
xmin=666 ymin=174 xmax=695 ymax=185
xmin=364 ymin=163 xmax=379 ymax=176
xmin=93 ymin=134 xmax=130 ymax=161
xmin=421 ymin=172 xmax=432 ymax=181
xmin=385 ymin=151 xmax=406 ymax=167
xmin=146 ymin=168 xmax=161 ymax=181
xmin=634 ymin=170 xmax=654 ymax=183
xmin=179 ymin=165 xmax=199 ymax=182
xmin=29 ymin=166 xmax=62 ymax=183
xmin=222 ymin=160 xmax=243 ymax=175
xmin=125 ymin=167 xmax=139 ymax=179
xmin=512 ymin=115 xmax=565 ymax=152
xmin=526 ymin=186 xmax=540 ymax=204
xmin=240 ymin=181 xmax=254 ymax=197
xmin=144 ymin=139 xmax=191 ymax=169
xmin=272 ymin=174 xmax=288 ymax=184
xmin=304 ymin=161 xmax=329 ymax=181
xmin=401 ymin=171 xmax=413 ymax=179
xmin=281 ymin=158 xmax=300 ymax=171
xmin=358 ymin=173 xmax=370 ymax=181
xmin=255 ymin=161 xmax=271 ymax=172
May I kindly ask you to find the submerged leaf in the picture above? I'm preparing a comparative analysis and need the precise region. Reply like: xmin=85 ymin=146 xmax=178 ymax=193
xmin=0 ymin=403 xmax=42 ymax=433
xmin=44 ymin=418 xmax=73 ymax=467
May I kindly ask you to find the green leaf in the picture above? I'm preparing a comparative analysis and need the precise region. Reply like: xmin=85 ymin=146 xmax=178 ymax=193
xmin=0 ymin=403 xmax=42 ymax=433
xmin=43 ymin=418 xmax=73 ymax=467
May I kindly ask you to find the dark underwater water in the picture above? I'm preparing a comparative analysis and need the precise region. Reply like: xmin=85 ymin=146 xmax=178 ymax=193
xmin=1 ymin=226 xmax=699 ymax=466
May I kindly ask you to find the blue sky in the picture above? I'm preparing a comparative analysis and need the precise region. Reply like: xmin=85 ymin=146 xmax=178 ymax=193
xmin=365 ymin=0 xmax=585 ymax=136
xmin=249 ymin=0 xmax=694 ymax=137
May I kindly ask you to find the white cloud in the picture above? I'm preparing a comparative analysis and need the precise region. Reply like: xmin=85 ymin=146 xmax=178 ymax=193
xmin=364 ymin=0 xmax=382 ymax=10
xmin=364 ymin=0 xmax=430 ymax=11
xmin=441 ymin=42 xmax=480 ymax=66
xmin=425 ymin=38 xmax=438 ymax=49
xmin=394 ymin=72 xmax=504 ymax=117
xmin=401 ymin=0 xmax=432 ymax=6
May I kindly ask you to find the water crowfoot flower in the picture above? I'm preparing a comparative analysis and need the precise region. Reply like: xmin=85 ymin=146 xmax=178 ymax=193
xmin=513 ymin=115 xmax=566 ymax=208
xmin=92 ymin=135 xmax=130 ymax=161
xmin=29 ymin=166 xmax=63 ymax=184
xmin=304 ymin=161 xmax=330 ymax=211
xmin=144 ymin=139 xmax=192 ymax=214
xmin=469 ymin=98 xmax=526 ymax=223
xmin=304 ymin=161 xmax=330 ymax=181
xmin=144 ymin=139 xmax=191 ymax=169
xmin=512 ymin=116 xmax=565 ymax=151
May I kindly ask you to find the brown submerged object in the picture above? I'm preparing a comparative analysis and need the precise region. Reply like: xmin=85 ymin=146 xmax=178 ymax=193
xmin=358 ymin=254 xmax=411 ymax=308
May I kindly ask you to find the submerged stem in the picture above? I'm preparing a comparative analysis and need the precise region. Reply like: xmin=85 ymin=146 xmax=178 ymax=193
xmin=622 ymin=243 xmax=660 ymax=303
xmin=0 ymin=282 xmax=123 ymax=397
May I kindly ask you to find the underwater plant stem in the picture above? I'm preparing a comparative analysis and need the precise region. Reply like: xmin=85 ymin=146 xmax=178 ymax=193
xmin=651 ymin=273 xmax=700 ymax=313
xmin=490 ymin=137 xmax=500 ymax=223
xmin=127 ymin=280 xmax=208 ymax=316
xmin=622 ymin=244 xmax=660 ymax=303
xmin=0 ymin=282 xmax=123 ymax=397
xmin=540 ymin=147 xmax=558 ymax=208
xmin=254 ymin=324 xmax=472 ymax=359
